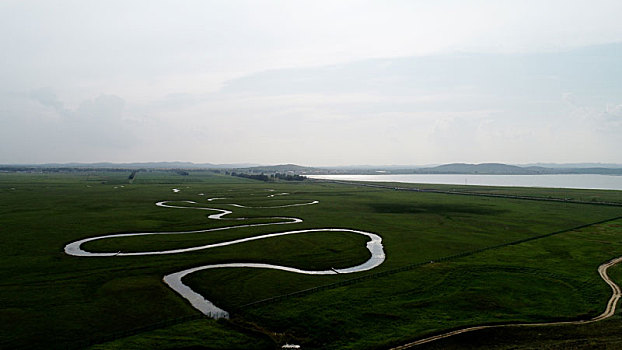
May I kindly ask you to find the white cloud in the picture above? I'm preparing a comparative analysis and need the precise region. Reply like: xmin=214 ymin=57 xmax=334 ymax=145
xmin=1 ymin=1 xmax=622 ymax=164
xmin=0 ymin=90 xmax=135 ymax=163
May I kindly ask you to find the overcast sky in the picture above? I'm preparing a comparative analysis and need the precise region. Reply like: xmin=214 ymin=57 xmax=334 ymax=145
xmin=2 ymin=0 xmax=622 ymax=166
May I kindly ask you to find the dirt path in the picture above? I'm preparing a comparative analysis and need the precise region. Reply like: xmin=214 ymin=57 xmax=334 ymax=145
xmin=391 ymin=255 xmax=622 ymax=349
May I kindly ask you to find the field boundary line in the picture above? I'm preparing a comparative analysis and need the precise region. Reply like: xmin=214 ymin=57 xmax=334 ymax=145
xmin=319 ymin=180 xmax=622 ymax=207
xmin=238 ymin=215 xmax=622 ymax=311
xmin=390 ymin=254 xmax=622 ymax=349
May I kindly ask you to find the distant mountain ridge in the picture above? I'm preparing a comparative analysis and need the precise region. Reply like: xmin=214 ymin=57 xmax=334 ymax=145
xmin=2 ymin=162 xmax=622 ymax=175
xmin=309 ymin=163 xmax=622 ymax=175
xmin=233 ymin=163 xmax=622 ymax=175
xmin=519 ymin=163 xmax=622 ymax=169
xmin=233 ymin=164 xmax=315 ymax=173
xmin=425 ymin=163 xmax=533 ymax=174
xmin=414 ymin=163 xmax=622 ymax=175
xmin=0 ymin=162 xmax=259 ymax=169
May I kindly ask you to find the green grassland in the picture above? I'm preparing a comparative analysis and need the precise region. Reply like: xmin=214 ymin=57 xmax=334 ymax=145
xmin=362 ymin=180 xmax=622 ymax=204
xmin=1 ymin=171 xmax=622 ymax=349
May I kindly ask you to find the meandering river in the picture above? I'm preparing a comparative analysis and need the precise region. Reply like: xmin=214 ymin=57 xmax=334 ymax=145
xmin=64 ymin=193 xmax=385 ymax=318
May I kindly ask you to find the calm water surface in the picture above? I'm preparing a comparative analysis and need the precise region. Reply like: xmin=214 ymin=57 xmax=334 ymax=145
xmin=308 ymin=174 xmax=622 ymax=191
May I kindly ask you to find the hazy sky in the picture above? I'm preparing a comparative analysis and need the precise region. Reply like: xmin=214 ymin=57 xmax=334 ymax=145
xmin=2 ymin=0 xmax=622 ymax=166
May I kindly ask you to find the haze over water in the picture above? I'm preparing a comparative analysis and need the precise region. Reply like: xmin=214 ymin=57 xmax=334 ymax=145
xmin=309 ymin=174 xmax=622 ymax=191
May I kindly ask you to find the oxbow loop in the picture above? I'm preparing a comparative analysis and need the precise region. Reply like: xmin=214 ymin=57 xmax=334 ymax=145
xmin=64 ymin=192 xmax=385 ymax=318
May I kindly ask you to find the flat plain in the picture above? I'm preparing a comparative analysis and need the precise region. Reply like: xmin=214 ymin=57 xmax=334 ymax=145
xmin=1 ymin=171 xmax=622 ymax=349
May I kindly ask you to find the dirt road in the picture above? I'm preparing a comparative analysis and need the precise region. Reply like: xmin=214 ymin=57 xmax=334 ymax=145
xmin=391 ymin=255 xmax=622 ymax=349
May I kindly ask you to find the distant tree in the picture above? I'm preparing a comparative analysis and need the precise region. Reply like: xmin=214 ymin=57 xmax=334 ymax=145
xmin=274 ymin=172 xmax=306 ymax=181
xmin=229 ymin=171 xmax=272 ymax=182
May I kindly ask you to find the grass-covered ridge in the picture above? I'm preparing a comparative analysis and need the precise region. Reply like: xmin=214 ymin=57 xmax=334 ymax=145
xmin=1 ymin=171 xmax=622 ymax=349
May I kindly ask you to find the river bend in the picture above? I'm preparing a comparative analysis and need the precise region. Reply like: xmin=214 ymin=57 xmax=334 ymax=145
xmin=64 ymin=193 xmax=385 ymax=318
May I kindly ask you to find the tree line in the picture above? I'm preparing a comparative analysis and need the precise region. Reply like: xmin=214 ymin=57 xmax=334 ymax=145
xmin=230 ymin=172 xmax=306 ymax=182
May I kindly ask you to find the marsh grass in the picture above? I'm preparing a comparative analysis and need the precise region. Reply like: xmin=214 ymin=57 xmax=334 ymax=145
xmin=1 ymin=172 xmax=621 ymax=349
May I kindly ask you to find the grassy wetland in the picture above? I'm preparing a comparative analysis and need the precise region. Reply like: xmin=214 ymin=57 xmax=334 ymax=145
xmin=2 ymin=171 xmax=622 ymax=349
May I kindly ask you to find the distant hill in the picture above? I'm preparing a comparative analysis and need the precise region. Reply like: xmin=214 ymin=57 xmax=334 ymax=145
xmin=420 ymin=163 xmax=536 ymax=174
xmin=2 ymin=162 xmax=622 ymax=176
xmin=519 ymin=163 xmax=622 ymax=169
xmin=404 ymin=163 xmax=622 ymax=175
xmin=231 ymin=162 xmax=622 ymax=176
xmin=0 ymin=162 xmax=259 ymax=169
xmin=312 ymin=163 xmax=622 ymax=175
xmin=236 ymin=164 xmax=316 ymax=173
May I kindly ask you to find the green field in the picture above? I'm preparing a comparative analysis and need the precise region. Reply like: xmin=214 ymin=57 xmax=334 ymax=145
xmin=1 ymin=171 xmax=622 ymax=349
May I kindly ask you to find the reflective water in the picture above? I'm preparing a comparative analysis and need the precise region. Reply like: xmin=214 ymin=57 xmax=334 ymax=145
xmin=64 ymin=193 xmax=385 ymax=318
xmin=309 ymin=174 xmax=622 ymax=190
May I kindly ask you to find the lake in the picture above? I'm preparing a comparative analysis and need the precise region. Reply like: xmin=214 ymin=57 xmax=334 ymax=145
xmin=307 ymin=174 xmax=622 ymax=191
